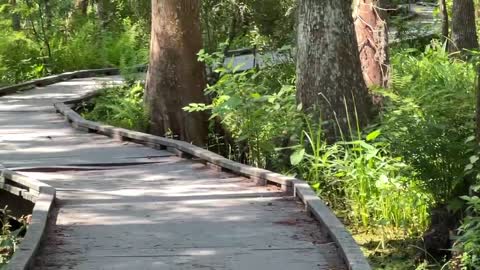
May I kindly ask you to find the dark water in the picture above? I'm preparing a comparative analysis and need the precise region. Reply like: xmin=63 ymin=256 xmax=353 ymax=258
xmin=0 ymin=190 xmax=34 ymax=218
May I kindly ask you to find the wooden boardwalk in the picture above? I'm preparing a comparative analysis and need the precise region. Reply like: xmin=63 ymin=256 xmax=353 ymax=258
xmin=0 ymin=77 xmax=346 ymax=269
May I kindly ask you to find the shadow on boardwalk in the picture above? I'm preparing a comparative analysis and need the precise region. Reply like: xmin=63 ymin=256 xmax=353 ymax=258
xmin=0 ymin=77 xmax=347 ymax=269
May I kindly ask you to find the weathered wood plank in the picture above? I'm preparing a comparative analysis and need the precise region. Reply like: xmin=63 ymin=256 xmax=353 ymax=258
xmin=0 ymin=74 xmax=367 ymax=270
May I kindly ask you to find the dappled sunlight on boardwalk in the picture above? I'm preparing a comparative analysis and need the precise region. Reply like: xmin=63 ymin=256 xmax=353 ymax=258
xmin=0 ymin=76 xmax=346 ymax=270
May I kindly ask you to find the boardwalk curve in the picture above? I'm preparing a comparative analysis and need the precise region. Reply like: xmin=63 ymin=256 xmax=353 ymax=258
xmin=1 ymin=169 xmax=55 ymax=270
xmin=0 ymin=72 xmax=369 ymax=270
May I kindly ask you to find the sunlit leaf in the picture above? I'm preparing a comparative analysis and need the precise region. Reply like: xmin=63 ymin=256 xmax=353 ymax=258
xmin=290 ymin=148 xmax=305 ymax=166
xmin=366 ymin=130 xmax=381 ymax=142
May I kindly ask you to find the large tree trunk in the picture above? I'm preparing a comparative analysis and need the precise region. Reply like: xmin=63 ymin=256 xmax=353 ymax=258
xmin=296 ymin=0 xmax=372 ymax=139
xmin=145 ymin=0 xmax=208 ymax=146
xmin=439 ymin=0 xmax=449 ymax=43
xmin=451 ymin=0 xmax=478 ymax=52
xmin=354 ymin=0 xmax=389 ymax=89
xmin=11 ymin=0 xmax=21 ymax=31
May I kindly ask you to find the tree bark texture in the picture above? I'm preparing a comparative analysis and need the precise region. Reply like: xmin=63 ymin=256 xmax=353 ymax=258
xmin=451 ymin=0 xmax=478 ymax=51
xmin=145 ymin=0 xmax=208 ymax=146
xmin=354 ymin=0 xmax=389 ymax=88
xmin=296 ymin=0 xmax=372 ymax=139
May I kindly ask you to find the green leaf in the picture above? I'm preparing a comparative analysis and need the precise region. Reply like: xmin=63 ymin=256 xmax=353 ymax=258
xmin=465 ymin=135 xmax=476 ymax=143
xmin=250 ymin=93 xmax=261 ymax=99
xmin=465 ymin=164 xmax=474 ymax=171
xmin=296 ymin=103 xmax=303 ymax=111
xmin=447 ymin=198 xmax=465 ymax=213
xmin=232 ymin=63 xmax=246 ymax=73
xmin=470 ymin=155 xmax=479 ymax=164
xmin=366 ymin=130 xmax=381 ymax=141
xmin=290 ymin=148 xmax=305 ymax=166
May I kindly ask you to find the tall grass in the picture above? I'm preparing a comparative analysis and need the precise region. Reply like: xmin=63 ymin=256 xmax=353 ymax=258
xmin=291 ymin=114 xmax=432 ymax=234
xmin=291 ymin=42 xmax=476 ymax=235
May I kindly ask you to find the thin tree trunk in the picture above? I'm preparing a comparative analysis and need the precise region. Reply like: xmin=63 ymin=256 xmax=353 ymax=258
xmin=96 ymin=0 xmax=111 ymax=28
xmin=202 ymin=2 xmax=213 ymax=52
xmin=44 ymin=0 xmax=52 ymax=28
xmin=75 ymin=0 xmax=88 ymax=16
xmin=296 ymin=0 xmax=372 ymax=140
xmin=476 ymin=67 xmax=480 ymax=142
xmin=223 ymin=13 xmax=238 ymax=55
xmin=24 ymin=0 xmax=51 ymax=67
xmin=451 ymin=0 xmax=478 ymax=52
xmin=439 ymin=0 xmax=449 ymax=43
xmin=69 ymin=0 xmax=88 ymax=28
xmin=37 ymin=0 xmax=52 ymax=61
xmin=145 ymin=0 xmax=208 ymax=146
xmin=11 ymin=0 xmax=21 ymax=31
xmin=354 ymin=0 xmax=389 ymax=89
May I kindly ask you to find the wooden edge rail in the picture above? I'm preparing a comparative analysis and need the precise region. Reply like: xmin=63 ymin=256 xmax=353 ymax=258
xmin=3 ymin=70 xmax=371 ymax=270
xmin=0 ymin=68 xmax=121 ymax=96
xmin=52 ymin=87 xmax=372 ymax=270
xmin=0 ymin=64 xmax=148 ymax=97
xmin=0 ymin=169 xmax=56 ymax=270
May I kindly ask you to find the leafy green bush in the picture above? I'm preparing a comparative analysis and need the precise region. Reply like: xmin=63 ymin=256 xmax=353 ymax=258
xmin=451 ymin=144 xmax=480 ymax=269
xmin=81 ymin=82 xmax=149 ymax=132
xmin=0 ymin=225 xmax=17 ymax=266
xmin=0 ymin=13 xmax=148 ymax=84
xmin=184 ymin=47 xmax=434 ymax=233
xmin=201 ymin=0 xmax=296 ymax=52
xmin=103 ymin=19 xmax=149 ymax=69
xmin=290 ymin=122 xmax=432 ymax=233
xmin=0 ymin=208 xmax=23 ymax=267
xmin=381 ymin=42 xmax=476 ymax=204
xmin=185 ymin=49 xmax=300 ymax=168
xmin=51 ymin=21 xmax=108 ymax=71
xmin=0 ymin=31 xmax=43 ymax=84
xmin=52 ymin=19 xmax=148 ymax=73
xmin=454 ymin=190 xmax=480 ymax=269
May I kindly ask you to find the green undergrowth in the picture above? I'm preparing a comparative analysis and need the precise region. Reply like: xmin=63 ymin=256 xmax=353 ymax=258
xmin=186 ymin=47 xmax=299 ymax=168
xmin=291 ymin=125 xmax=432 ymax=234
xmin=454 ymin=190 xmax=480 ymax=269
xmin=353 ymin=229 xmax=418 ymax=270
xmin=0 ymin=208 xmax=24 ymax=268
xmin=351 ymin=228 xmax=441 ymax=270
xmin=80 ymin=41 xmax=478 ymax=269
xmin=353 ymin=43 xmax=476 ymax=269
xmin=189 ymin=42 xmax=477 ymax=268
xmin=0 ymin=228 xmax=17 ymax=268
xmin=0 ymin=18 xmax=148 ymax=85
xmin=79 ymin=81 xmax=149 ymax=132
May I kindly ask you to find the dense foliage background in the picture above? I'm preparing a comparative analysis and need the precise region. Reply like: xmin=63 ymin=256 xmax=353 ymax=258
xmin=2 ymin=0 xmax=480 ymax=269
